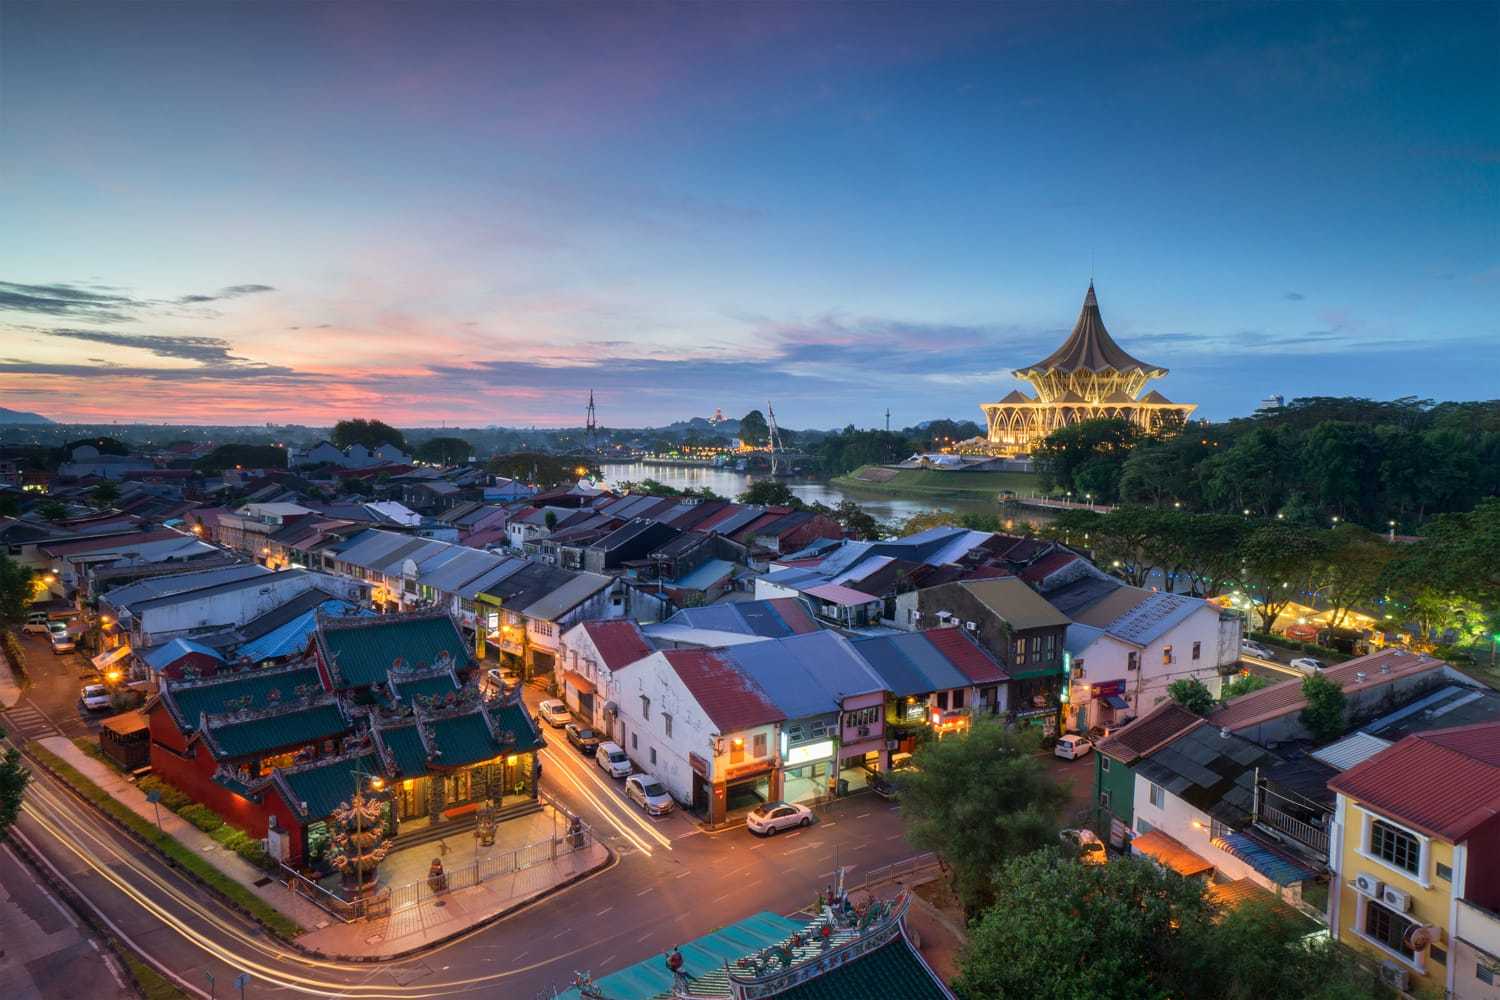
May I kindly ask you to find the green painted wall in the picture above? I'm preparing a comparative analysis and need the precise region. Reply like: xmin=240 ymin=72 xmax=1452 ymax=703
xmin=1095 ymin=751 xmax=1136 ymax=830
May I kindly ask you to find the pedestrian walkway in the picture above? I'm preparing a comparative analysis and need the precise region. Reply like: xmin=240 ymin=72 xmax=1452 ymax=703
xmin=0 ymin=645 xmax=22 ymax=710
xmin=34 ymin=736 xmax=330 ymax=932
xmin=298 ymin=806 xmax=611 ymax=958
xmin=4 ymin=703 xmax=60 ymax=740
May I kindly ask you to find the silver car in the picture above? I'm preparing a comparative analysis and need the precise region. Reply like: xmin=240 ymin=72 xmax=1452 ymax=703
xmin=625 ymin=774 xmax=674 ymax=816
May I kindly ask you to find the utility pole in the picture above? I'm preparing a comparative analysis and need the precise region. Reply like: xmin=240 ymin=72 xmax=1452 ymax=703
xmin=884 ymin=408 xmax=890 ymax=432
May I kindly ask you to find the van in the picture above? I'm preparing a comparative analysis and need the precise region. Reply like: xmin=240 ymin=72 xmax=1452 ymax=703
xmin=595 ymin=741 xmax=632 ymax=779
xmin=23 ymin=612 xmax=52 ymax=635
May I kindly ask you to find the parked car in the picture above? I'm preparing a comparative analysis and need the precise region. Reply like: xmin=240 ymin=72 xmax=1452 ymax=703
xmin=869 ymin=773 xmax=899 ymax=801
xmin=22 ymin=612 xmax=52 ymax=635
xmin=1290 ymin=656 xmax=1328 ymax=673
xmin=1060 ymin=828 xmax=1108 ymax=865
xmin=1054 ymin=733 xmax=1094 ymax=760
xmin=747 ymin=801 xmax=813 ymax=836
xmin=49 ymin=630 xmax=77 ymax=654
xmin=565 ymin=723 xmax=601 ymax=755
xmin=482 ymin=668 xmax=520 ymax=697
xmin=624 ymin=774 xmax=675 ymax=816
xmin=79 ymin=684 xmax=111 ymax=712
xmin=595 ymin=741 xmax=632 ymax=778
xmin=1240 ymin=639 xmax=1275 ymax=660
xmin=537 ymin=699 xmax=571 ymax=728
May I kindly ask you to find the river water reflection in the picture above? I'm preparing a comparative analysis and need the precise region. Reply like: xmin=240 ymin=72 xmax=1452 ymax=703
xmin=598 ymin=462 xmax=1000 ymax=525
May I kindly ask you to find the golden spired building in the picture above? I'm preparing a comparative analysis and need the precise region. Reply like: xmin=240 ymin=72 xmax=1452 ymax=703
xmin=980 ymin=283 xmax=1196 ymax=454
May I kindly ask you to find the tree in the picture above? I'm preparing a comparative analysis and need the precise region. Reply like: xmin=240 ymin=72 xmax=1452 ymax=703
xmin=37 ymin=500 xmax=67 ymax=522
xmin=736 ymin=479 xmax=798 ymax=507
xmin=414 ymin=436 xmax=473 ymax=466
xmin=89 ymin=480 xmax=120 ymax=506
xmin=959 ymin=850 xmax=1391 ymax=1000
xmin=1300 ymin=673 xmax=1347 ymax=742
xmin=893 ymin=720 xmax=1066 ymax=916
xmin=1176 ymin=513 xmax=1252 ymax=597
xmin=828 ymin=500 xmax=883 ymax=540
xmin=1221 ymin=672 xmax=1272 ymax=701
xmin=1237 ymin=524 xmax=1332 ymax=631
xmin=543 ymin=510 xmax=558 ymax=532
xmin=332 ymin=418 xmax=407 ymax=452
xmin=738 ymin=410 xmax=769 ymax=448
xmin=0 ymin=732 xmax=30 ymax=839
xmin=1076 ymin=506 xmax=1161 ymax=587
xmin=0 ymin=554 xmax=32 ymax=629
xmin=902 ymin=510 xmax=1004 ymax=535
xmin=1167 ymin=678 xmax=1216 ymax=716
xmin=1034 ymin=418 xmax=1140 ymax=502
xmin=1319 ymin=525 xmax=1394 ymax=627
xmin=193 ymin=443 xmax=288 ymax=473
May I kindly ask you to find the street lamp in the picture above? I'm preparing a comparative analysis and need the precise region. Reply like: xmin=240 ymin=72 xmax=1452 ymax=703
xmin=1388 ymin=520 xmax=1397 ymax=542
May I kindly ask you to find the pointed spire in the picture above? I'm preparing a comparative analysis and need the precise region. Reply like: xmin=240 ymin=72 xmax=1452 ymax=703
xmin=1014 ymin=283 xmax=1163 ymax=376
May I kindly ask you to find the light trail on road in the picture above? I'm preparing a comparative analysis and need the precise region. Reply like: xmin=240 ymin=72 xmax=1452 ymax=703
xmin=539 ymin=747 xmax=661 ymax=855
xmin=543 ymin=746 xmax=674 ymax=850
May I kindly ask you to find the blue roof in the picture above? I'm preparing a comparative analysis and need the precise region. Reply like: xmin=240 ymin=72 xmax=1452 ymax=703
xmin=236 ymin=599 xmax=367 ymax=663
xmin=555 ymin=911 xmax=803 ymax=1000
xmin=1102 ymin=592 xmax=1204 ymax=647
xmin=672 ymin=558 xmax=736 ymax=591
xmin=852 ymin=632 xmax=970 ymax=695
xmin=140 ymin=638 xmax=225 ymax=672
xmin=1213 ymin=832 xmax=1319 ymax=886
xmin=724 ymin=633 xmax=887 ymax=720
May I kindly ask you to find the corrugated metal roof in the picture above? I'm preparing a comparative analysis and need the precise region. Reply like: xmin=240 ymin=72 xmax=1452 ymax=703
xmin=1132 ymin=829 xmax=1213 ymax=877
xmin=100 ymin=564 xmax=268 ymax=610
xmin=1211 ymin=649 xmax=1446 ymax=731
xmin=723 ymin=633 xmax=885 ymax=720
xmin=662 ymin=649 xmax=784 ymax=733
xmin=958 ymin=577 xmax=1071 ymax=630
xmin=521 ymin=571 xmax=613 ymax=621
xmin=923 ymin=627 xmax=1007 ymax=684
xmin=1310 ymin=732 xmax=1393 ymax=772
xmin=580 ymin=620 xmax=654 ymax=670
xmin=1329 ymin=721 xmax=1500 ymax=841
xmin=139 ymin=637 xmax=226 ymax=672
xmin=1102 ymin=592 xmax=1204 ymax=648
xmin=804 ymin=583 xmax=879 ymax=606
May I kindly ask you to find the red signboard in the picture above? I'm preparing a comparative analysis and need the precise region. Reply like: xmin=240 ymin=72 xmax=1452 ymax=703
xmin=1091 ymin=679 xmax=1127 ymax=698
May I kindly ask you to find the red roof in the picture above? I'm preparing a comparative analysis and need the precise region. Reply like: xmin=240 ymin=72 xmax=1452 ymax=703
xmin=40 ymin=527 xmax=184 ymax=557
xmin=1019 ymin=551 xmax=1079 ymax=584
xmin=663 ymin=649 xmax=784 ymax=734
xmin=692 ymin=504 xmax=749 ymax=533
xmin=765 ymin=598 xmax=819 ymax=635
xmin=1097 ymin=701 xmax=1204 ymax=763
xmin=1329 ymin=721 xmax=1500 ymax=841
xmin=1210 ymin=649 xmax=1446 ymax=731
xmin=581 ymin=620 xmax=653 ymax=671
xmin=924 ymin=627 xmax=1007 ymax=684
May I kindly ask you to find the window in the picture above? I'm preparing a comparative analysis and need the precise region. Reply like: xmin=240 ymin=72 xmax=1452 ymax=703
xmin=936 ymin=691 xmax=949 ymax=710
xmin=753 ymin=733 xmax=767 ymax=758
xmin=1431 ymin=946 xmax=1446 ymax=966
xmin=1100 ymin=789 xmax=1111 ymax=809
xmin=1192 ymin=641 xmax=1201 ymax=661
xmin=1030 ymin=636 xmax=1040 ymax=653
xmin=1127 ymin=651 xmax=1140 ymax=671
xmin=1363 ymin=898 xmax=1415 ymax=960
xmin=1044 ymin=633 xmax=1056 ymax=656
xmin=1013 ymin=638 xmax=1026 ymax=665
xmin=730 ymin=740 xmax=745 ymax=764
xmin=632 ymin=733 xmax=638 ymax=750
xmin=1437 ymin=862 xmax=1452 ymax=881
xmin=952 ymin=688 xmax=965 ymax=709
xmin=640 ymin=695 xmax=651 ymax=720
xmin=1370 ymin=818 xmax=1422 ymax=875
xmin=650 ymin=747 xmax=657 ymax=766
xmin=662 ymin=713 xmax=673 ymax=738
xmin=1100 ymin=756 xmax=1110 ymax=772
xmin=1136 ymin=817 xmax=1154 ymax=835
xmin=1162 ymin=645 xmax=1174 ymax=665
xmin=1479 ymin=963 xmax=1496 ymax=986
xmin=1149 ymin=783 xmax=1165 ymax=809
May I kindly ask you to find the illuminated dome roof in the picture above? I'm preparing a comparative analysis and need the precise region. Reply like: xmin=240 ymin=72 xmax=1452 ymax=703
xmin=1015 ymin=284 xmax=1165 ymax=377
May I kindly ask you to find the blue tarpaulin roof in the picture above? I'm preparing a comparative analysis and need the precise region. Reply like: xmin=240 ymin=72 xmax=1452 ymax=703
xmin=1212 ymin=832 xmax=1319 ymax=885
xmin=139 ymin=638 xmax=225 ymax=673
xmin=236 ymin=599 xmax=368 ymax=662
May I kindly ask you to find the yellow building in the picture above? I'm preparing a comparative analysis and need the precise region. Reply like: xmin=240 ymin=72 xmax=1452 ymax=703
xmin=1328 ymin=722 xmax=1500 ymax=999
xmin=978 ymin=284 xmax=1196 ymax=454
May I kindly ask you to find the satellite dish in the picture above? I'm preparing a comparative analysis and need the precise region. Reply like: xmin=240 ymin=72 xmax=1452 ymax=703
xmin=1403 ymin=924 xmax=1437 ymax=951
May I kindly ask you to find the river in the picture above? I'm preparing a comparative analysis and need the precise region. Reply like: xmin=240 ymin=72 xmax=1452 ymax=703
xmin=598 ymin=461 xmax=1001 ymax=525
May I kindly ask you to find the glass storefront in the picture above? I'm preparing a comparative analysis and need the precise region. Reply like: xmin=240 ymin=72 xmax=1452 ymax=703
xmin=783 ymin=761 xmax=830 ymax=803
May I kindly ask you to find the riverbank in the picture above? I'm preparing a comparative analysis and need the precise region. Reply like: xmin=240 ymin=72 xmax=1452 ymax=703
xmin=830 ymin=465 xmax=1039 ymax=503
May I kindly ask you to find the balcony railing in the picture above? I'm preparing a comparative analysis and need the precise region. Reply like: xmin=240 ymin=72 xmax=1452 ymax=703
xmin=1256 ymin=801 xmax=1329 ymax=859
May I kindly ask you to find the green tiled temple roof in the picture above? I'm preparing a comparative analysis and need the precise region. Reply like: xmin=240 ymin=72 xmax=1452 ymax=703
xmin=205 ymin=704 xmax=347 ymax=758
xmin=380 ymin=726 xmax=428 ymax=778
xmin=489 ymin=701 xmax=544 ymax=753
xmin=773 ymin=939 xmax=949 ymax=1000
xmin=318 ymin=613 xmax=471 ymax=689
xmin=430 ymin=713 xmax=501 ymax=768
xmin=168 ymin=666 xmax=323 ymax=735
xmin=278 ymin=753 xmax=383 ymax=820
xmin=392 ymin=674 xmax=461 ymax=704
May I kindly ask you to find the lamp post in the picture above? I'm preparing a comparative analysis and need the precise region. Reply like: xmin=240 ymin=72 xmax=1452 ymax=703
xmin=1388 ymin=520 xmax=1396 ymax=542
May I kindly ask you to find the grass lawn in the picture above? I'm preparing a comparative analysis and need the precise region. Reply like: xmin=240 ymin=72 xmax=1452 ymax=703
xmin=833 ymin=466 xmax=1039 ymax=500
xmin=26 ymin=743 xmax=304 ymax=940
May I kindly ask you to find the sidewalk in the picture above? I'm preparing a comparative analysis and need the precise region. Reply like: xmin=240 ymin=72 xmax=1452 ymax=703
xmin=298 ymin=808 xmax=612 ymax=958
xmin=35 ymin=736 xmax=331 ymax=932
xmin=0 ymin=643 xmax=22 ymax=708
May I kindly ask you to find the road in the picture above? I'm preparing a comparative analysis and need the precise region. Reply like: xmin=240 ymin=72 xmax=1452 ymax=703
xmin=6 ymin=629 xmax=101 ymax=744
xmin=2 ymin=668 xmax=923 ymax=999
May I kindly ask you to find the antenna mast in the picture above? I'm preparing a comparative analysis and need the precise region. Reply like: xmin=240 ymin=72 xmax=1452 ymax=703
xmin=766 ymin=402 xmax=785 ymax=477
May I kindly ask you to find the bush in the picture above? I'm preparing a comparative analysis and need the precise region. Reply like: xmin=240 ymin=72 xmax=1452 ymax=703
xmin=26 ymin=744 xmax=302 ymax=939
xmin=1 ymin=630 xmax=26 ymax=681
xmin=178 ymin=803 xmax=224 ymax=833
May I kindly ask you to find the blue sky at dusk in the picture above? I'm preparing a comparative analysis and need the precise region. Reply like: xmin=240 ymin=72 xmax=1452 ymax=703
xmin=2 ymin=2 xmax=1495 ymax=428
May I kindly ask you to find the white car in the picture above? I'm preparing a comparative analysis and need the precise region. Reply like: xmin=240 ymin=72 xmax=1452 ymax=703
xmin=537 ymin=699 xmax=571 ymax=727
xmin=1054 ymin=733 xmax=1094 ymax=760
xmin=747 ymin=801 xmax=813 ymax=836
xmin=1060 ymin=828 xmax=1108 ymax=865
xmin=79 ymin=684 xmax=111 ymax=712
xmin=625 ymin=774 xmax=675 ymax=816
xmin=1290 ymin=656 xmax=1328 ymax=673
xmin=23 ymin=613 xmax=52 ymax=635
xmin=1240 ymin=639 xmax=1275 ymax=660
xmin=50 ymin=630 xmax=77 ymax=654
xmin=595 ymin=741 xmax=632 ymax=779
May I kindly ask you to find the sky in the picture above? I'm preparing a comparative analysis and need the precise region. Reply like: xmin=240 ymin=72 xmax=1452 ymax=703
xmin=1 ymin=1 xmax=1496 ymax=429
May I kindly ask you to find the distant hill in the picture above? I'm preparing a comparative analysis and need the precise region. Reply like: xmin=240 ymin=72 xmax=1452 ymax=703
xmin=0 ymin=406 xmax=52 ymax=424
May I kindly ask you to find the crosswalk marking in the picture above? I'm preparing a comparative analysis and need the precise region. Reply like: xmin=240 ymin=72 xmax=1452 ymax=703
xmin=3 ymin=703 xmax=60 ymax=739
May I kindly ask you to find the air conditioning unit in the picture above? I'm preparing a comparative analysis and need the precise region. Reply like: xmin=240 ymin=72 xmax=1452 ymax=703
xmin=1378 ymin=961 xmax=1409 ymax=991
xmin=1354 ymin=872 xmax=1384 ymax=898
xmin=965 ymin=621 xmax=977 ymax=632
xmin=1381 ymin=885 xmax=1413 ymax=913
xmin=936 ymin=610 xmax=953 ymax=623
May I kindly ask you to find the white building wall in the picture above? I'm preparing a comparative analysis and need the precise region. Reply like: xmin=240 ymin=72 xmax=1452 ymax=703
xmin=1131 ymin=771 xmax=1274 ymax=891
xmin=609 ymin=652 xmax=718 ymax=805
xmin=133 ymin=572 xmax=318 ymax=646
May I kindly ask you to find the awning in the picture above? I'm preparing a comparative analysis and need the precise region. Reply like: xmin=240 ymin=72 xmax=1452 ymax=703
xmin=1102 ymin=694 xmax=1130 ymax=710
xmin=1132 ymin=829 xmax=1214 ymax=877
xmin=1211 ymin=831 xmax=1318 ymax=886
xmin=562 ymin=670 xmax=595 ymax=695
xmin=92 ymin=645 xmax=132 ymax=671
